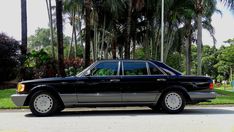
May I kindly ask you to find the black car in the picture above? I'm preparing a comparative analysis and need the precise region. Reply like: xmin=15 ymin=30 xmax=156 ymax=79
xmin=11 ymin=60 xmax=215 ymax=116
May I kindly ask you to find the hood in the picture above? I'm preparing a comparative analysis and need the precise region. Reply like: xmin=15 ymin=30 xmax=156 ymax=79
xmin=20 ymin=76 xmax=77 ymax=84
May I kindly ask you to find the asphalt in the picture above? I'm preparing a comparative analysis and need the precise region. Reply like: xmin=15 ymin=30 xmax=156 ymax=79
xmin=1 ymin=106 xmax=234 ymax=132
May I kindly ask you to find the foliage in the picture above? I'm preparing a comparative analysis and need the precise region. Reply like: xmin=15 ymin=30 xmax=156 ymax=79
xmin=134 ymin=47 xmax=145 ymax=59
xmin=0 ymin=33 xmax=20 ymax=82
xmin=166 ymin=51 xmax=184 ymax=72
xmin=28 ymin=28 xmax=51 ymax=50
xmin=64 ymin=58 xmax=83 ymax=76
xmin=24 ymin=49 xmax=57 ymax=79
xmin=202 ymin=45 xmax=218 ymax=78
xmin=214 ymin=44 xmax=234 ymax=80
xmin=28 ymin=27 xmax=71 ymax=56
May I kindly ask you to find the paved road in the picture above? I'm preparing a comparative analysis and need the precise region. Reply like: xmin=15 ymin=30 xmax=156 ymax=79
xmin=1 ymin=106 xmax=234 ymax=132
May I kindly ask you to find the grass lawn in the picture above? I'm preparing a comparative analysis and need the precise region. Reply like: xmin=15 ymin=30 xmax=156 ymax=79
xmin=0 ymin=89 xmax=17 ymax=109
xmin=0 ymin=86 xmax=234 ymax=109
xmin=200 ymin=86 xmax=234 ymax=105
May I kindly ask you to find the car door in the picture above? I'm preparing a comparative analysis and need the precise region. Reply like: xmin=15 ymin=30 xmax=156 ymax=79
xmin=76 ymin=61 xmax=122 ymax=103
xmin=121 ymin=61 xmax=166 ymax=102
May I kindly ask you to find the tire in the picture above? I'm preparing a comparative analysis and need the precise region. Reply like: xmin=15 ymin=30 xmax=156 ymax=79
xmin=29 ymin=91 xmax=59 ymax=116
xmin=160 ymin=91 xmax=185 ymax=114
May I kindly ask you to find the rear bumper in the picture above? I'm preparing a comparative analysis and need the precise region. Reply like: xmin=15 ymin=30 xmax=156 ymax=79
xmin=11 ymin=94 xmax=28 ymax=106
xmin=188 ymin=92 xmax=216 ymax=101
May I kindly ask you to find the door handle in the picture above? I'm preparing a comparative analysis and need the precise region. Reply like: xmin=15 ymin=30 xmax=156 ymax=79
xmin=110 ymin=79 xmax=120 ymax=82
xmin=156 ymin=78 xmax=167 ymax=82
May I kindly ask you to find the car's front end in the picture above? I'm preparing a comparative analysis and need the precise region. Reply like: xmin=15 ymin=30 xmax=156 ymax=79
xmin=11 ymin=82 xmax=28 ymax=106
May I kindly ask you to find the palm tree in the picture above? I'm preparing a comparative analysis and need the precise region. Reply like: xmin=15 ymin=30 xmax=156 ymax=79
xmin=125 ymin=0 xmax=144 ymax=59
xmin=84 ymin=0 xmax=91 ymax=67
xmin=56 ymin=0 xmax=66 ymax=76
xmin=46 ymin=0 xmax=55 ymax=59
xmin=64 ymin=0 xmax=84 ymax=59
xmin=194 ymin=0 xmax=203 ymax=75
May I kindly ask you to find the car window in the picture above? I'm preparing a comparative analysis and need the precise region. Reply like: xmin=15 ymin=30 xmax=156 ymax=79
xmin=123 ymin=62 xmax=148 ymax=75
xmin=91 ymin=62 xmax=118 ymax=76
xmin=148 ymin=62 xmax=164 ymax=75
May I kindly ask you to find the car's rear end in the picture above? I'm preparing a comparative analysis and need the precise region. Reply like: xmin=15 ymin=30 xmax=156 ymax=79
xmin=178 ymin=75 xmax=216 ymax=103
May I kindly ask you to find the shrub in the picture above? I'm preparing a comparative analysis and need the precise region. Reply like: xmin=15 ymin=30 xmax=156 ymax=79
xmin=64 ymin=58 xmax=84 ymax=76
xmin=24 ymin=49 xmax=57 ymax=79
xmin=0 ymin=33 xmax=20 ymax=82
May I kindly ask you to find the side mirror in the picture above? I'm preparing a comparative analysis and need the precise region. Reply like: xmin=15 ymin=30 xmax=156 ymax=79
xmin=85 ymin=70 xmax=91 ymax=76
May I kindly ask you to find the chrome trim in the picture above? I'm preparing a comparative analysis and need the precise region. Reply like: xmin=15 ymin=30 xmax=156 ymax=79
xmin=146 ymin=62 xmax=150 ymax=75
xmin=122 ymin=93 xmax=161 ymax=102
xmin=77 ymin=93 xmax=121 ymax=102
xmin=117 ymin=61 xmax=120 ymax=76
xmin=11 ymin=94 xmax=28 ymax=106
xmin=188 ymin=92 xmax=216 ymax=101
xmin=76 ymin=102 xmax=155 ymax=106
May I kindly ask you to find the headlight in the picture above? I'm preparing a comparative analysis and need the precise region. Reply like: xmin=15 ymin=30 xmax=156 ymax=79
xmin=17 ymin=83 xmax=25 ymax=92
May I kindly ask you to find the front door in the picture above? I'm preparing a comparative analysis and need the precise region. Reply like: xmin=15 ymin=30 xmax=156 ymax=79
xmin=77 ymin=61 xmax=121 ymax=103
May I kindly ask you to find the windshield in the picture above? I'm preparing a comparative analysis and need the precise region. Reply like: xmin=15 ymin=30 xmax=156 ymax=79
xmin=76 ymin=63 xmax=94 ymax=77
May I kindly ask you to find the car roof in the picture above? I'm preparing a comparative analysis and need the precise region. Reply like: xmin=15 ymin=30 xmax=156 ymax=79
xmin=97 ymin=59 xmax=156 ymax=62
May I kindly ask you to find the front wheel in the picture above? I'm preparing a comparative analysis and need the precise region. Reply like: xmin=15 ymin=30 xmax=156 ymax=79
xmin=161 ymin=91 xmax=185 ymax=114
xmin=29 ymin=91 xmax=59 ymax=116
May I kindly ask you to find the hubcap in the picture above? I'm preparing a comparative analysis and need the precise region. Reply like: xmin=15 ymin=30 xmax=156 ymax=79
xmin=34 ymin=94 xmax=53 ymax=113
xmin=165 ymin=92 xmax=182 ymax=110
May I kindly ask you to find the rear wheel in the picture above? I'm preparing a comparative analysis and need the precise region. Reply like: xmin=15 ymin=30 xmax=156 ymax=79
xmin=161 ymin=91 xmax=185 ymax=114
xmin=29 ymin=91 xmax=59 ymax=116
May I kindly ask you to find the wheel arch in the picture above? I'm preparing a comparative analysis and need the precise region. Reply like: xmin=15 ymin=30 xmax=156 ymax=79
xmin=159 ymin=85 xmax=192 ymax=103
xmin=24 ymin=85 xmax=64 ymax=107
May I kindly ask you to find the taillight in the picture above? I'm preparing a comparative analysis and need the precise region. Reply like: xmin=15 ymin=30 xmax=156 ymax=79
xmin=209 ymin=83 xmax=214 ymax=90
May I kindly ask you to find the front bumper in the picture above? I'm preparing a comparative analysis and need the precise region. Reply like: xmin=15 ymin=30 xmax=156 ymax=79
xmin=188 ymin=92 xmax=216 ymax=101
xmin=11 ymin=94 xmax=28 ymax=106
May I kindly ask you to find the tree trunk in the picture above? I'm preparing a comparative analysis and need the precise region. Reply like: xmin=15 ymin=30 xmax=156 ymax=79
xmin=100 ymin=15 xmax=106 ymax=59
xmin=144 ymin=20 xmax=150 ymax=60
xmin=56 ymin=0 xmax=66 ymax=77
xmin=155 ymin=27 xmax=160 ymax=60
xmin=132 ymin=33 xmax=136 ymax=59
xmin=197 ymin=13 xmax=203 ymax=75
xmin=125 ymin=0 xmax=132 ymax=59
xmin=78 ymin=14 xmax=84 ymax=58
xmin=46 ymin=0 xmax=55 ymax=59
xmin=84 ymin=0 xmax=91 ymax=67
xmin=104 ymin=46 xmax=108 ymax=59
xmin=164 ymin=29 xmax=175 ymax=62
xmin=93 ymin=24 xmax=97 ymax=61
xmin=68 ymin=29 xmax=74 ymax=58
xmin=72 ymin=11 xmax=78 ymax=58
xmin=111 ymin=34 xmax=117 ymax=59
xmin=185 ymin=20 xmax=192 ymax=75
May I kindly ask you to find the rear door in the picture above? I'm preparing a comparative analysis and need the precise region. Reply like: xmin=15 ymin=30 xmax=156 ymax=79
xmin=121 ymin=61 xmax=166 ymax=102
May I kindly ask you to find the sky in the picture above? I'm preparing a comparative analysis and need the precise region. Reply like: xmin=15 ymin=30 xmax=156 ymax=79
xmin=0 ymin=1 xmax=234 ymax=48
